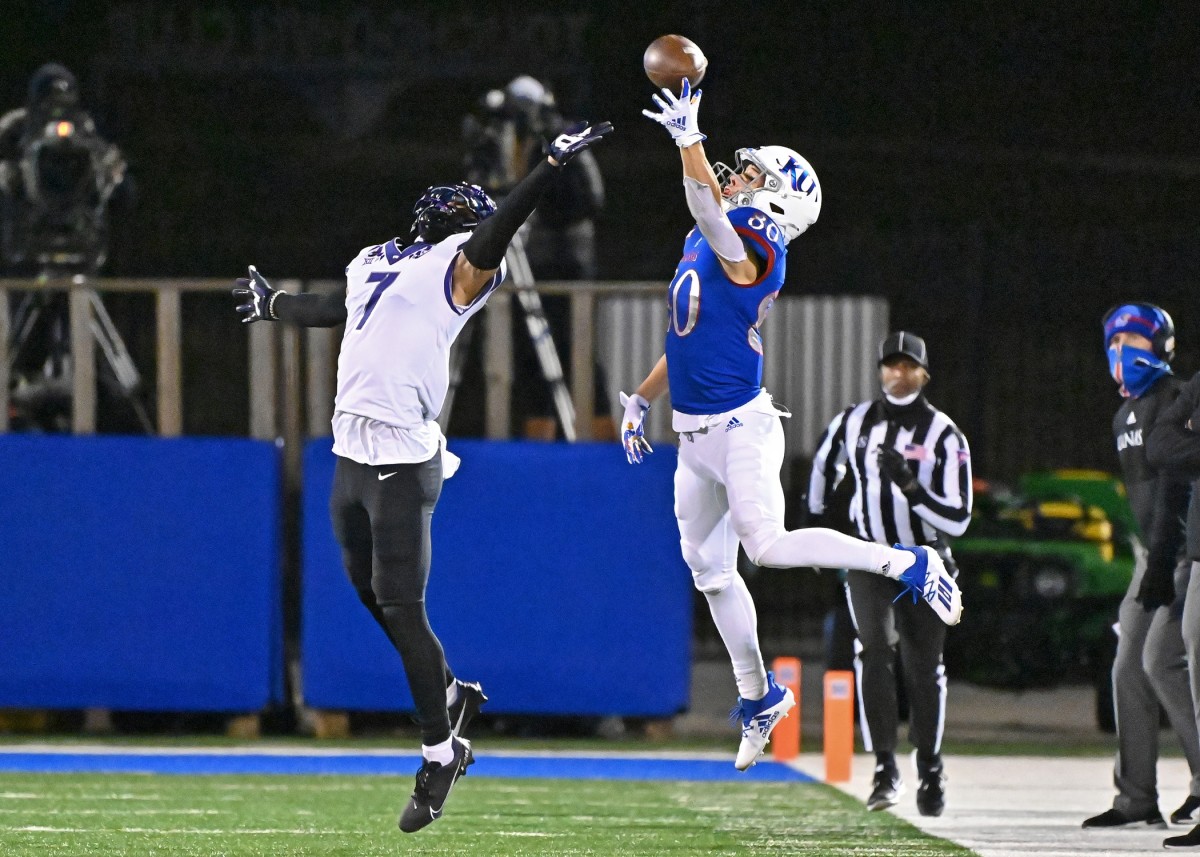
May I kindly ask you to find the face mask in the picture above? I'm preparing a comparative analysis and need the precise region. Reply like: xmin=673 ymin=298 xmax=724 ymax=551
xmin=1108 ymin=344 xmax=1171 ymax=398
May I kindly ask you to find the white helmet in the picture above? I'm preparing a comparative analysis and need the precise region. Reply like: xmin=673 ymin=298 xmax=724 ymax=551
xmin=714 ymin=146 xmax=821 ymax=243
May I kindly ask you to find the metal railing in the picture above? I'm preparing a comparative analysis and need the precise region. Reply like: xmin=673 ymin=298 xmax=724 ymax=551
xmin=0 ymin=276 xmax=663 ymax=443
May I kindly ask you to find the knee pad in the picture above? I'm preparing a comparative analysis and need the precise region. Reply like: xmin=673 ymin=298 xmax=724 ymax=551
xmin=743 ymin=527 xmax=785 ymax=567
xmin=690 ymin=563 xmax=734 ymax=595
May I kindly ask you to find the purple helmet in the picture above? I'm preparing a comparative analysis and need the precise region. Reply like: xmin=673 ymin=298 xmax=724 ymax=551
xmin=410 ymin=182 xmax=496 ymax=243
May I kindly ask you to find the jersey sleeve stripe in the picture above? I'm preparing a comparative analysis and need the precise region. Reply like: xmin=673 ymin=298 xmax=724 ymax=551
xmin=443 ymin=251 xmax=504 ymax=315
xmin=732 ymin=226 xmax=777 ymax=287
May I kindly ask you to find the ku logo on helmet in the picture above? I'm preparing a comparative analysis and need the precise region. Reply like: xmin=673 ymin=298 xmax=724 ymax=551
xmin=780 ymin=157 xmax=817 ymax=196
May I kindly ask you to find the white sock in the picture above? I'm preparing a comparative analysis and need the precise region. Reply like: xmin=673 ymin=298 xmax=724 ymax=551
xmin=875 ymin=545 xmax=918 ymax=579
xmin=755 ymin=528 xmax=917 ymax=579
xmin=423 ymin=736 xmax=454 ymax=765
xmin=704 ymin=574 xmax=768 ymax=700
xmin=446 ymin=680 xmax=459 ymax=707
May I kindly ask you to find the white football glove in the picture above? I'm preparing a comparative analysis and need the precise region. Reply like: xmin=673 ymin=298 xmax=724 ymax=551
xmin=641 ymin=77 xmax=706 ymax=148
xmin=620 ymin=391 xmax=654 ymax=464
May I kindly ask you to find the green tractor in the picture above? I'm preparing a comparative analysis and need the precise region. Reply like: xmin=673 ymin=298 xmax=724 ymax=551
xmin=944 ymin=469 xmax=1135 ymax=731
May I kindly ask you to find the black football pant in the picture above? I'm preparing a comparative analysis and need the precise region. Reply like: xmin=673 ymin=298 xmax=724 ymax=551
xmin=845 ymin=553 xmax=949 ymax=765
xmin=329 ymin=453 xmax=455 ymax=746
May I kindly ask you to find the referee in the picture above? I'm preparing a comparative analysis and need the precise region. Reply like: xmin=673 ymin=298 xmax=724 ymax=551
xmin=808 ymin=331 xmax=972 ymax=817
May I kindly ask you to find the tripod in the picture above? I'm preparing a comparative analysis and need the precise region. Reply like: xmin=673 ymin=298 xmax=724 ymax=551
xmin=7 ymin=270 xmax=154 ymax=433
xmin=441 ymin=226 xmax=576 ymax=440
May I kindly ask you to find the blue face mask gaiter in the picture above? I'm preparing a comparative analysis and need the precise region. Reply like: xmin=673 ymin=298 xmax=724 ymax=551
xmin=1108 ymin=344 xmax=1171 ymax=398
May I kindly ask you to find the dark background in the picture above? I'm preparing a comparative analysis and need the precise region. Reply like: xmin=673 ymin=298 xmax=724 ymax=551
xmin=3 ymin=0 xmax=1198 ymax=481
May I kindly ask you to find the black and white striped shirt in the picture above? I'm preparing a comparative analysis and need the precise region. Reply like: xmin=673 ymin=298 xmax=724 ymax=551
xmin=808 ymin=396 xmax=973 ymax=546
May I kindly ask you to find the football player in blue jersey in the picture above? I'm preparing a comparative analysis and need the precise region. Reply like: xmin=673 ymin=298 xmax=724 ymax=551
xmin=629 ymin=79 xmax=963 ymax=770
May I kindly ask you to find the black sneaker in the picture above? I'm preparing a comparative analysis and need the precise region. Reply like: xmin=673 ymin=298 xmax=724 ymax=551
xmin=398 ymin=736 xmax=474 ymax=833
xmin=449 ymin=680 xmax=487 ymax=737
xmin=1174 ymin=796 xmax=1200 ymax=825
xmin=1166 ymin=824 xmax=1200 ymax=848
xmin=867 ymin=764 xmax=903 ymax=811
xmin=1082 ymin=807 xmax=1167 ymax=829
xmin=917 ymin=765 xmax=946 ymax=817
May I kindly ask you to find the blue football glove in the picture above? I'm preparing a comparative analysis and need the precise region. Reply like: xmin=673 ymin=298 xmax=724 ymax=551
xmin=546 ymin=120 xmax=614 ymax=166
xmin=620 ymin=391 xmax=653 ymax=464
xmin=232 ymin=265 xmax=286 ymax=323
xmin=641 ymin=77 xmax=706 ymax=148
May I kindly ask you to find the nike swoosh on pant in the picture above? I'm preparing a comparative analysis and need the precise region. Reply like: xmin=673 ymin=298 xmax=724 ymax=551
xmin=378 ymin=472 xmax=396 ymax=481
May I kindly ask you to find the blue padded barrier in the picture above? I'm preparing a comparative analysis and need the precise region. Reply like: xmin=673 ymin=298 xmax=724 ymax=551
xmin=0 ymin=435 xmax=283 ymax=710
xmin=301 ymin=440 xmax=691 ymax=716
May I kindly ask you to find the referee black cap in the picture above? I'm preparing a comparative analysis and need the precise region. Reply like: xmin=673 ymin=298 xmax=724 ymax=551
xmin=879 ymin=331 xmax=929 ymax=370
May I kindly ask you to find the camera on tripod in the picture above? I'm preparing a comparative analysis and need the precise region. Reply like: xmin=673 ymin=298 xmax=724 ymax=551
xmin=0 ymin=65 xmax=126 ymax=274
xmin=0 ymin=63 xmax=147 ymax=433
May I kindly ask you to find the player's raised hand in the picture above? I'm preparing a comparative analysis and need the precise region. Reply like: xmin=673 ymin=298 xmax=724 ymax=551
xmin=642 ymin=77 xmax=706 ymax=148
xmin=232 ymin=265 xmax=284 ymax=323
xmin=546 ymin=121 xmax=614 ymax=166
xmin=620 ymin=391 xmax=653 ymax=464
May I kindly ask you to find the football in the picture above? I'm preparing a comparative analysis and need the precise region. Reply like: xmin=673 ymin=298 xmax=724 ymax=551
xmin=643 ymin=34 xmax=708 ymax=95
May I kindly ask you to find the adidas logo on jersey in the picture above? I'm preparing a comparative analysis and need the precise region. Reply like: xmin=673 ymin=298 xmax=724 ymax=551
xmin=725 ymin=417 xmax=744 ymax=432
xmin=1127 ymin=411 xmax=1137 ymax=425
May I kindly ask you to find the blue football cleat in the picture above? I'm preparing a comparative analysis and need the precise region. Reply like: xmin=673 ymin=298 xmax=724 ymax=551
xmin=894 ymin=545 xmax=963 ymax=625
xmin=730 ymin=671 xmax=796 ymax=770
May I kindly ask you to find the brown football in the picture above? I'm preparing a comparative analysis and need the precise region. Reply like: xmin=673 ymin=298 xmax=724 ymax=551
xmin=643 ymin=34 xmax=708 ymax=95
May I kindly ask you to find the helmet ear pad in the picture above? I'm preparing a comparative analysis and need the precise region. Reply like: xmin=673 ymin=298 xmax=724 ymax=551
xmin=1102 ymin=302 xmax=1175 ymax=363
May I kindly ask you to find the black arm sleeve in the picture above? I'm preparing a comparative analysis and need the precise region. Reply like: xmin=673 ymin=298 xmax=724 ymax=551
xmin=1147 ymin=373 xmax=1200 ymax=476
xmin=272 ymin=284 xmax=348 ymax=328
xmin=1144 ymin=471 xmax=1190 ymax=586
xmin=460 ymin=159 xmax=557 ymax=270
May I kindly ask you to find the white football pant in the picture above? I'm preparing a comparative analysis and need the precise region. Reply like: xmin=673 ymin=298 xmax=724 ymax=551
xmin=674 ymin=391 xmax=897 ymax=699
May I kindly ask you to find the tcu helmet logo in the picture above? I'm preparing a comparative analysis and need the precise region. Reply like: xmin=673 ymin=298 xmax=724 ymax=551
xmin=780 ymin=157 xmax=817 ymax=196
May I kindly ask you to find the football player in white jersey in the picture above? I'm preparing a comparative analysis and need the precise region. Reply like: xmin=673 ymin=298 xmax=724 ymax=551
xmin=233 ymin=120 xmax=612 ymax=832
xmin=631 ymin=80 xmax=962 ymax=771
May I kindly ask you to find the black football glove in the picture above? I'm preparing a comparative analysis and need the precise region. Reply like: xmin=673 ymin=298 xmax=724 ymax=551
xmin=1137 ymin=554 xmax=1178 ymax=612
xmin=546 ymin=120 xmax=614 ymax=166
xmin=233 ymin=265 xmax=285 ymax=323
xmin=877 ymin=446 xmax=919 ymax=494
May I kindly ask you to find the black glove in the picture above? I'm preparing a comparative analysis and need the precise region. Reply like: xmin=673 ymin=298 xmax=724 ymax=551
xmin=1137 ymin=552 xmax=1178 ymax=611
xmin=545 ymin=120 xmax=614 ymax=166
xmin=232 ymin=265 xmax=284 ymax=324
xmin=877 ymin=446 xmax=918 ymax=493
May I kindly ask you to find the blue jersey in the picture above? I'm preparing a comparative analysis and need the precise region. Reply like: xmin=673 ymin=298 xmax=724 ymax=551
xmin=665 ymin=206 xmax=789 ymax=415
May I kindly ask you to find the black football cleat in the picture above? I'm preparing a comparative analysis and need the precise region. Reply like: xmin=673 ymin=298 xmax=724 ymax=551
xmin=916 ymin=764 xmax=946 ymax=817
xmin=398 ymin=736 xmax=474 ymax=833
xmin=449 ymin=680 xmax=488 ymax=737
xmin=866 ymin=763 xmax=903 ymax=811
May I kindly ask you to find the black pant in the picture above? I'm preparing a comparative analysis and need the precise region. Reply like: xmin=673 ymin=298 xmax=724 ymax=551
xmin=845 ymin=548 xmax=952 ymax=762
xmin=329 ymin=453 xmax=454 ymax=745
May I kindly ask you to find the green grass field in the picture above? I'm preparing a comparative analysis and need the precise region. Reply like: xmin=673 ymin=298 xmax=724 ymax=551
xmin=0 ymin=771 xmax=973 ymax=856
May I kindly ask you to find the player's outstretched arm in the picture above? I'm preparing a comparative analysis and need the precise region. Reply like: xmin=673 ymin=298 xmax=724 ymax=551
xmin=643 ymin=81 xmax=758 ymax=282
xmin=453 ymin=121 xmax=613 ymax=305
xmin=620 ymin=355 xmax=669 ymax=464
xmin=232 ymin=265 xmax=347 ymax=327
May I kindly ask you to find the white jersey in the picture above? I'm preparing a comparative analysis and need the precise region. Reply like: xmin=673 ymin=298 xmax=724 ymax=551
xmin=332 ymin=234 xmax=505 ymax=464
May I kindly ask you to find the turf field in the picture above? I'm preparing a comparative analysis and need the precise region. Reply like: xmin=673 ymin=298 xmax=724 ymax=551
xmin=0 ymin=766 xmax=970 ymax=856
